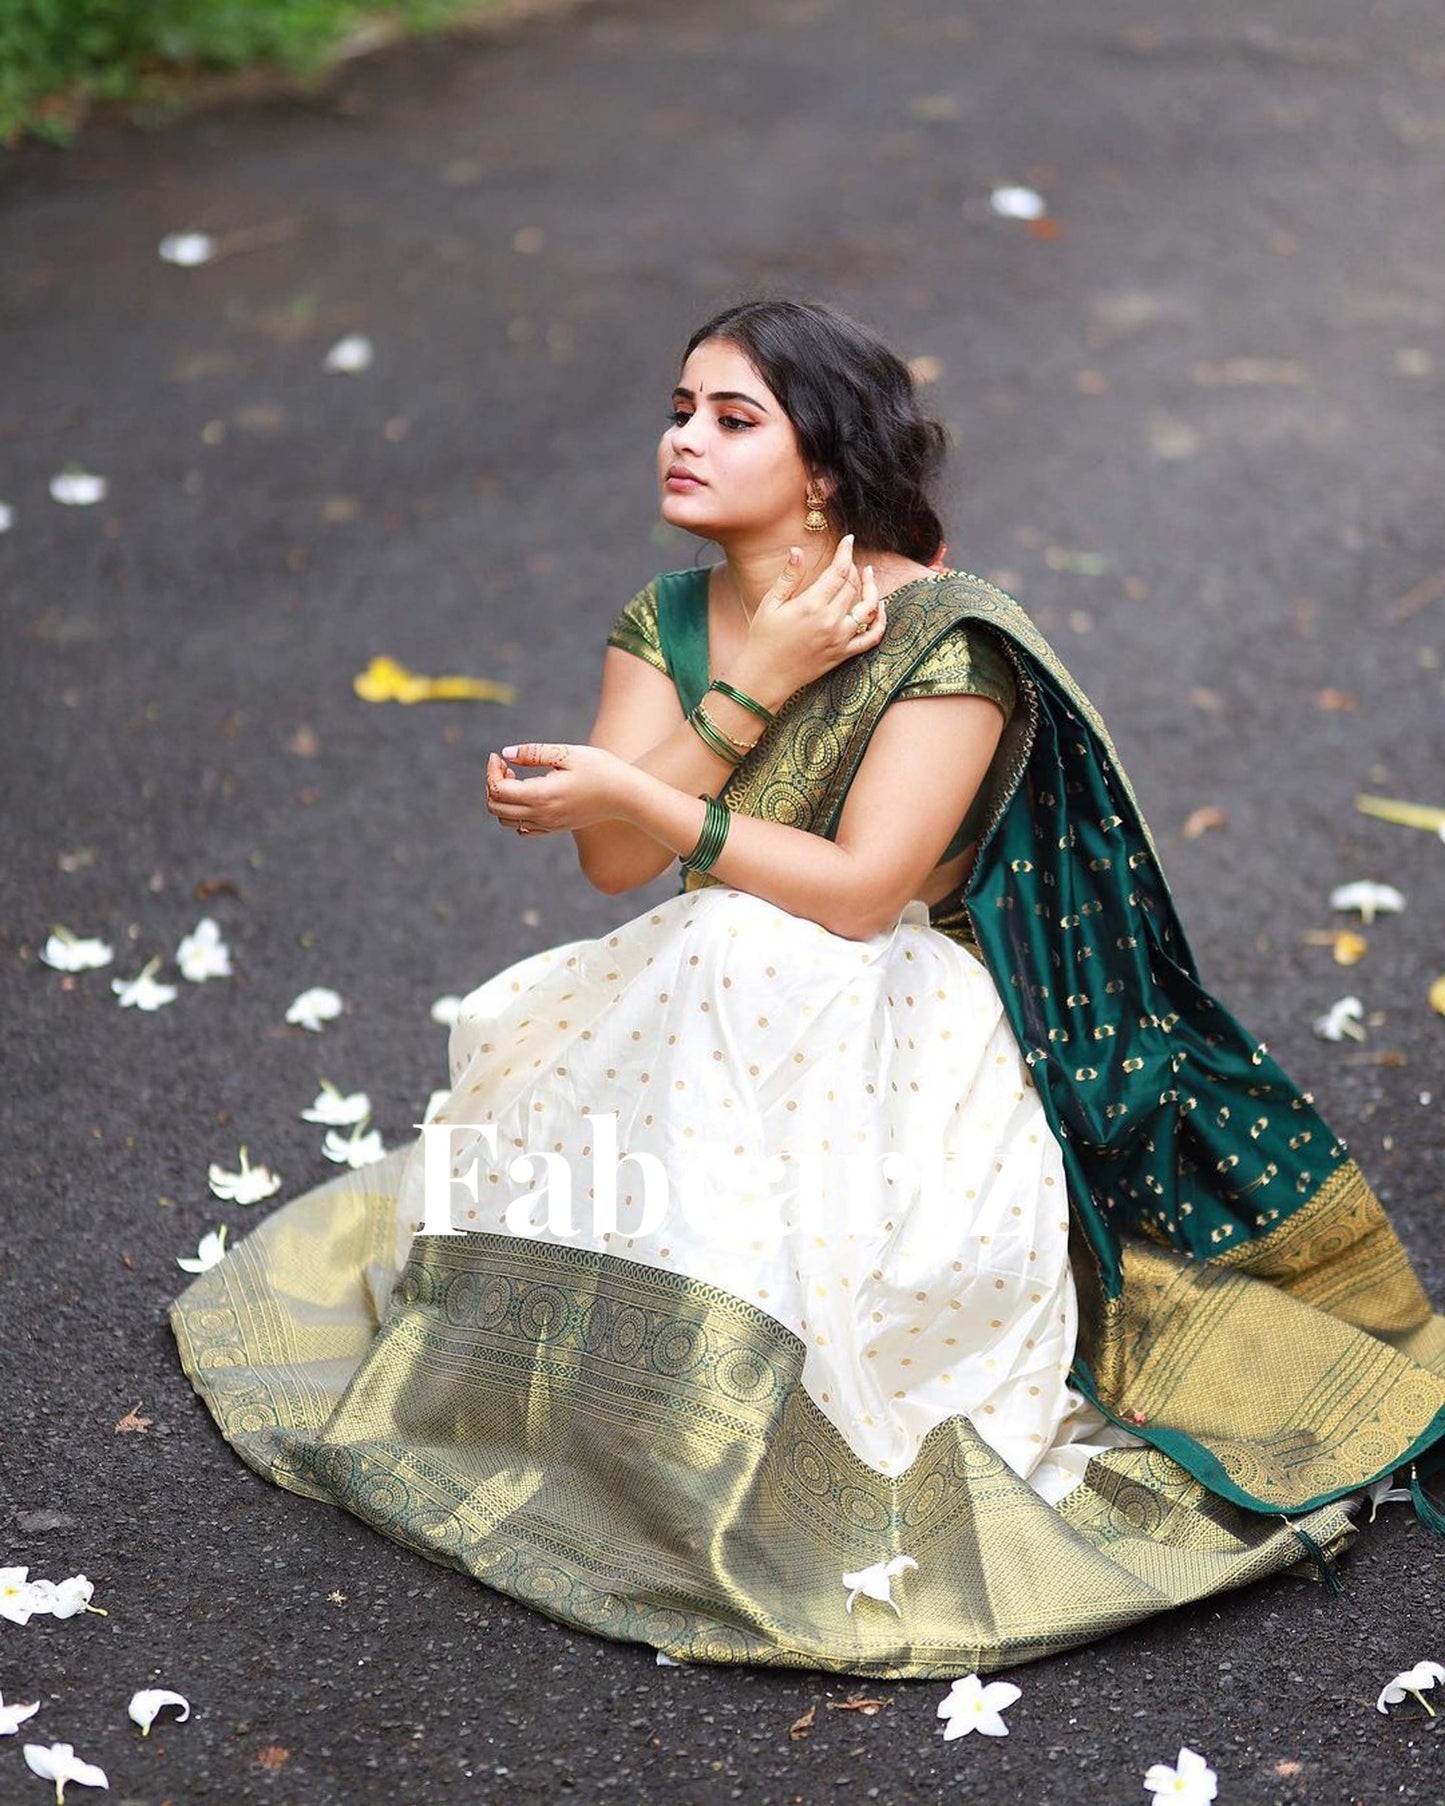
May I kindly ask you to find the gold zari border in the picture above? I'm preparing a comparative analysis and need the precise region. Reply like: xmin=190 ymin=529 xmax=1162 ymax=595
xmin=172 ymin=1153 xmax=1357 ymax=1678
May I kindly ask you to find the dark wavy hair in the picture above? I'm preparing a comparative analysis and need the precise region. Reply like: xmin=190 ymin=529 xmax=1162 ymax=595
xmin=678 ymin=297 xmax=950 ymax=565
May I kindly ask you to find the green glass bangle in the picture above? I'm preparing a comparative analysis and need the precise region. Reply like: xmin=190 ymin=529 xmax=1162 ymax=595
xmin=685 ymin=797 xmax=724 ymax=871
xmin=697 ymin=796 xmax=730 ymax=871
xmin=686 ymin=705 xmax=745 ymax=766
xmin=706 ymin=677 xmax=775 ymax=724
xmin=681 ymin=794 xmax=730 ymax=872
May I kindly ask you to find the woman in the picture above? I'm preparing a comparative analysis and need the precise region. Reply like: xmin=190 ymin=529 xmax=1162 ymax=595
xmin=173 ymin=298 xmax=1444 ymax=1679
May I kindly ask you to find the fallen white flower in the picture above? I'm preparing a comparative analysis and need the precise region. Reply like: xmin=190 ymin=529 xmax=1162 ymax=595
xmin=655 ymin=1650 xmax=684 ymax=1665
xmin=430 ymin=994 xmax=464 ymax=1027
xmin=300 ymin=1079 xmax=372 ymax=1126
xmin=1329 ymin=880 xmax=1405 ymax=926
xmin=422 ymin=1088 xmax=451 ymax=1125
xmin=322 ymin=1121 xmax=386 ymax=1169
xmin=0 ymin=1568 xmax=49 ymax=1626
xmin=0 ymin=501 xmax=12 ymax=533
xmin=0 ymin=1693 xmax=40 ymax=1736
xmin=22 ymin=1741 xmax=109 ymax=1801
xmin=111 ymin=956 xmax=178 ymax=1011
xmin=1377 ymin=1660 xmax=1445 ymax=1716
xmin=49 ymin=472 xmax=108 ymax=506
xmin=157 ymin=232 xmax=216 ymax=266
xmin=1143 ymin=1744 xmax=1218 ymax=1802
xmin=177 ymin=1226 xmax=229 ymax=1274
xmin=841 ymin=1553 xmax=918 ymax=1616
xmin=1312 ymin=995 xmax=1366 ymax=1042
xmin=176 ymin=917 xmax=232 ymax=982
xmin=989 ymin=184 xmax=1047 ymax=220
xmin=28 ymin=1575 xmax=105 ymax=1621
xmin=127 ymin=1689 xmax=191 ymax=1735
xmin=40 ymin=927 xmax=114 ymax=972
xmin=286 ymin=986 xmax=344 ymax=1031
xmin=323 ymin=333 xmax=374 ymax=374
xmin=936 ymin=1673 xmax=1021 ymax=1739
xmin=1364 ymin=1474 xmax=1413 ymax=1521
xmin=208 ymin=1145 xmax=281 ymax=1205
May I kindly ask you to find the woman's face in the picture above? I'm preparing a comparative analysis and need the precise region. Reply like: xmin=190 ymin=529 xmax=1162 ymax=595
xmin=657 ymin=337 xmax=825 ymax=541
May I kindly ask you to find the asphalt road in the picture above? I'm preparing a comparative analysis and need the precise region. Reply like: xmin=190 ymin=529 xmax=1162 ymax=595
xmin=3 ymin=0 xmax=1443 ymax=1800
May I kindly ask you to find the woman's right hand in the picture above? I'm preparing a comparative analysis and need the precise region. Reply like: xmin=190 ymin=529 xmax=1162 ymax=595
xmin=742 ymin=533 xmax=886 ymax=696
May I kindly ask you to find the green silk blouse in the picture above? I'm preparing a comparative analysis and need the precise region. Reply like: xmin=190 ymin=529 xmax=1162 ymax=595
xmin=606 ymin=568 xmax=1018 ymax=866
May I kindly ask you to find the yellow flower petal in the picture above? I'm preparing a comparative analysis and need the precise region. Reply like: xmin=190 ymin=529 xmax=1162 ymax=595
xmin=1429 ymin=974 xmax=1445 ymax=1017
xmin=352 ymin=656 xmax=517 ymax=705
xmin=1302 ymin=928 xmax=1369 ymax=964
xmin=353 ymin=655 xmax=416 ymax=701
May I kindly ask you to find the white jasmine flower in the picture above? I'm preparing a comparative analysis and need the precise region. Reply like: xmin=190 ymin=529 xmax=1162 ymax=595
xmin=323 ymin=333 xmax=374 ymax=374
xmin=989 ymin=185 xmax=1047 ymax=220
xmin=0 ymin=501 xmax=12 ymax=532
xmin=0 ymin=1568 xmax=47 ymax=1626
xmin=322 ymin=1120 xmax=385 ymax=1169
xmin=1377 ymin=1660 xmax=1445 ymax=1716
xmin=157 ymin=232 xmax=216 ymax=266
xmin=300 ymin=1079 xmax=372 ymax=1126
xmin=208 ymin=1145 xmax=281 ymax=1205
xmin=1143 ymin=1745 xmax=1218 ymax=1801
xmin=1328 ymin=881 xmax=1405 ymax=925
xmin=655 ymin=1649 xmax=685 ymax=1665
xmin=127 ymin=1689 xmax=191 ymax=1735
xmin=40 ymin=926 xmax=114 ymax=971
xmin=430 ymin=994 xmax=464 ymax=1027
xmin=841 ymin=1553 xmax=918 ymax=1616
xmin=422 ymin=1088 xmax=451 ymax=1124
xmin=175 ymin=917 xmax=231 ymax=982
xmin=936 ymin=1673 xmax=1021 ymax=1739
xmin=1312 ymin=995 xmax=1366 ymax=1042
xmin=0 ymin=1694 xmax=40 ymax=1735
xmin=111 ymin=956 xmax=178 ymax=1011
xmin=176 ymin=1226 xmax=228 ymax=1273
xmin=286 ymin=986 xmax=343 ymax=1031
xmin=22 ymin=1741 xmax=109 ymax=1801
xmin=49 ymin=471 xmax=108 ymax=506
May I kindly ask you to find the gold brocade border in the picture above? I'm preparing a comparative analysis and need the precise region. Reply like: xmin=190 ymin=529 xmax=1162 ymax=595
xmin=171 ymin=1162 xmax=1357 ymax=1679
xmin=1073 ymin=1227 xmax=1445 ymax=1506
xmin=1208 ymin=1157 xmax=1435 ymax=1336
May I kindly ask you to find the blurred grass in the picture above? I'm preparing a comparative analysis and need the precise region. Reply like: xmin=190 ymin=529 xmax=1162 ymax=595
xmin=1 ymin=0 xmax=519 ymax=145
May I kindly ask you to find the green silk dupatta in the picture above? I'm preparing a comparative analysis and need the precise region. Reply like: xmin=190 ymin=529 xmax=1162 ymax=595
xmin=664 ymin=565 xmax=1445 ymax=1519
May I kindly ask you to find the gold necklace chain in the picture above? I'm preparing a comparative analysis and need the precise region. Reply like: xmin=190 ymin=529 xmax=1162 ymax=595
xmin=722 ymin=564 xmax=756 ymax=628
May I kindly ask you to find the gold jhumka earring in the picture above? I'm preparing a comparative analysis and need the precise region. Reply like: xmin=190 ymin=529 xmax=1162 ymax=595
xmin=803 ymin=489 xmax=829 ymax=533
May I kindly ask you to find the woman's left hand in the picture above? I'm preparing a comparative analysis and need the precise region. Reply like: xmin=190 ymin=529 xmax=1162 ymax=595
xmin=486 ymin=743 xmax=633 ymax=835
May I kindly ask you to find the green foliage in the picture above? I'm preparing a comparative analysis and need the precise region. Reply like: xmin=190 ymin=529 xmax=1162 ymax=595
xmin=0 ymin=0 xmax=496 ymax=144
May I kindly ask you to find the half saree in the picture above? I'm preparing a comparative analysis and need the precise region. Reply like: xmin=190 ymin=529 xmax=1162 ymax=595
xmin=171 ymin=565 xmax=1445 ymax=1680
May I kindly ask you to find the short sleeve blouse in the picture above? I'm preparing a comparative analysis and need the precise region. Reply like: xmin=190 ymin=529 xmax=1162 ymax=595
xmin=604 ymin=579 xmax=1017 ymax=864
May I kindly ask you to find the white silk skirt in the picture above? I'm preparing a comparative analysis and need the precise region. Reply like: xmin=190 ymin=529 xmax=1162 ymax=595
xmin=400 ymin=885 xmax=1136 ymax=1505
